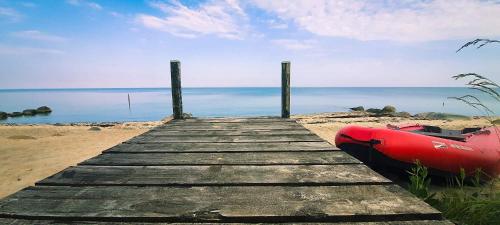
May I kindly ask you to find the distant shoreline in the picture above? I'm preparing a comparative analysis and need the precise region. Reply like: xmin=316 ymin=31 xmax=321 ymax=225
xmin=1 ymin=112 xmax=497 ymax=126
xmin=0 ymin=121 xmax=127 ymax=126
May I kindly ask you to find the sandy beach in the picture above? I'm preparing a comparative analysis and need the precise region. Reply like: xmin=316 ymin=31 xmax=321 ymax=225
xmin=0 ymin=121 xmax=164 ymax=199
xmin=0 ymin=113 xmax=496 ymax=199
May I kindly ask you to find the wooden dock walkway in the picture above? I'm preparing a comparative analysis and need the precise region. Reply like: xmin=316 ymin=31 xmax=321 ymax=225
xmin=0 ymin=117 xmax=451 ymax=224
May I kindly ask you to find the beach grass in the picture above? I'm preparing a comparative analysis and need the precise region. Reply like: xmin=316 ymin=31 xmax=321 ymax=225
xmin=407 ymin=163 xmax=500 ymax=225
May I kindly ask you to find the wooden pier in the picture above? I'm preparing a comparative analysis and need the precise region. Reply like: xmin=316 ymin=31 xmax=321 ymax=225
xmin=0 ymin=117 xmax=451 ymax=224
xmin=0 ymin=62 xmax=451 ymax=224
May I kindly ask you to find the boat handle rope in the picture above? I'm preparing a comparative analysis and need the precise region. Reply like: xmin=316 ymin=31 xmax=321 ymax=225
xmin=339 ymin=134 xmax=381 ymax=146
xmin=340 ymin=134 xmax=382 ymax=163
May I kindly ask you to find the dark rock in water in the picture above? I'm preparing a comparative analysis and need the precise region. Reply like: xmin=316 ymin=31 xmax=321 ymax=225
xmin=22 ymin=109 xmax=37 ymax=116
xmin=349 ymin=106 xmax=364 ymax=112
xmin=366 ymin=108 xmax=382 ymax=114
xmin=8 ymin=112 xmax=23 ymax=117
xmin=395 ymin=111 xmax=412 ymax=118
xmin=36 ymin=106 xmax=52 ymax=114
xmin=88 ymin=127 xmax=101 ymax=131
xmin=381 ymin=105 xmax=396 ymax=113
xmin=0 ymin=112 xmax=7 ymax=120
xmin=91 ymin=123 xmax=117 ymax=128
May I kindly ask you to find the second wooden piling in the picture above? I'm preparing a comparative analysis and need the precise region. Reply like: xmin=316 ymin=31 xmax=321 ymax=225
xmin=170 ymin=60 xmax=183 ymax=119
xmin=281 ymin=61 xmax=290 ymax=118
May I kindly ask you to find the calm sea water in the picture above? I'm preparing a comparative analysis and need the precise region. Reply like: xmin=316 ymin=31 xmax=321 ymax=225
xmin=0 ymin=87 xmax=498 ymax=124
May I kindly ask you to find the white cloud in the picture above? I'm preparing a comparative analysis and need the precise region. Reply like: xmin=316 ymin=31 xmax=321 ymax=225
xmin=87 ymin=2 xmax=102 ymax=10
xmin=11 ymin=30 xmax=67 ymax=42
xmin=252 ymin=0 xmax=500 ymax=42
xmin=136 ymin=0 xmax=247 ymax=39
xmin=0 ymin=7 xmax=21 ymax=21
xmin=0 ymin=45 xmax=64 ymax=55
xmin=272 ymin=39 xmax=315 ymax=50
xmin=267 ymin=19 xmax=287 ymax=29
xmin=66 ymin=0 xmax=102 ymax=10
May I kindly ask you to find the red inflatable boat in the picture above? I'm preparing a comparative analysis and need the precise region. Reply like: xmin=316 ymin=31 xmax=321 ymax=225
xmin=335 ymin=124 xmax=500 ymax=177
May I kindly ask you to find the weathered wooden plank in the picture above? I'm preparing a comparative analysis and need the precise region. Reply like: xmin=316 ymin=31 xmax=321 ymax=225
xmin=146 ymin=129 xmax=313 ymax=136
xmin=37 ymin=165 xmax=390 ymax=186
xmin=103 ymin=142 xmax=339 ymax=153
xmin=0 ymin=218 xmax=455 ymax=224
xmin=172 ymin=117 xmax=296 ymax=123
xmin=157 ymin=123 xmax=305 ymax=130
xmin=81 ymin=152 xmax=360 ymax=166
xmin=0 ymin=185 xmax=442 ymax=222
xmin=127 ymin=134 xmax=324 ymax=143
xmin=164 ymin=122 xmax=301 ymax=128
xmin=163 ymin=120 xmax=300 ymax=125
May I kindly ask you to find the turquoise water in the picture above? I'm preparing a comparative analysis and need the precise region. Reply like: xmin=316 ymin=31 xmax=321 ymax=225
xmin=0 ymin=87 xmax=498 ymax=124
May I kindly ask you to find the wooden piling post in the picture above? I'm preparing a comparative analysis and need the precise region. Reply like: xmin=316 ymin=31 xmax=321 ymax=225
xmin=170 ymin=60 xmax=183 ymax=119
xmin=281 ymin=61 xmax=290 ymax=118
xmin=128 ymin=94 xmax=131 ymax=111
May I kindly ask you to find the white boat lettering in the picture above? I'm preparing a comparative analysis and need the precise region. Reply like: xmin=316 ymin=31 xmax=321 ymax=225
xmin=432 ymin=141 xmax=447 ymax=149
xmin=450 ymin=144 xmax=473 ymax=151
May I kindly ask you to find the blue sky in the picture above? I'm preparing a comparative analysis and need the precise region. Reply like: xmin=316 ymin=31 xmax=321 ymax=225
xmin=0 ymin=0 xmax=499 ymax=88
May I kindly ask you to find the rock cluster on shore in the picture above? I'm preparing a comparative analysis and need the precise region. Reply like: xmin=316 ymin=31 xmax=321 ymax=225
xmin=0 ymin=106 xmax=52 ymax=120
xmin=349 ymin=106 xmax=364 ymax=111
xmin=352 ymin=105 xmax=407 ymax=117
xmin=8 ymin=112 xmax=23 ymax=117
xmin=413 ymin=112 xmax=469 ymax=120
xmin=36 ymin=106 xmax=52 ymax=114
xmin=348 ymin=105 xmax=467 ymax=120
xmin=0 ymin=112 xmax=7 ymax=120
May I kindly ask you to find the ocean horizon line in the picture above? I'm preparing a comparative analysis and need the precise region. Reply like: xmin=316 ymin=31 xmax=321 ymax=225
xmin=0 ymin=86 xmax=478 ymax=91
